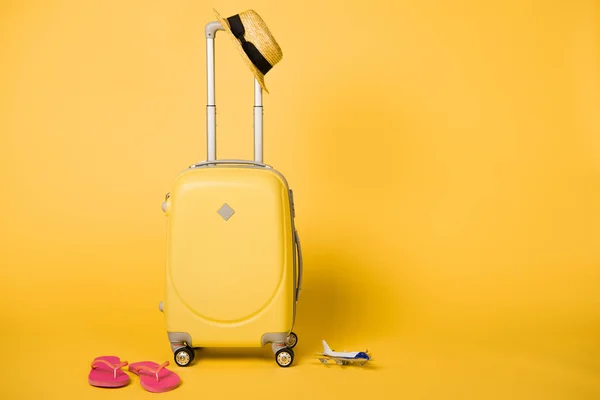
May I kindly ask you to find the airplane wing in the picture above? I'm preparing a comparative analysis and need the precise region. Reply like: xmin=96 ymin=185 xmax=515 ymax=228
xmin=332 ymin=357 xmax=369 ymax=363
xmin=314 ymin=355 xmax=370 ymax=365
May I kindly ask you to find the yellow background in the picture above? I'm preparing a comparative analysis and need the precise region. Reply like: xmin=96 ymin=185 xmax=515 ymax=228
xmin=1 ymin=0 xmax=599 ymax=398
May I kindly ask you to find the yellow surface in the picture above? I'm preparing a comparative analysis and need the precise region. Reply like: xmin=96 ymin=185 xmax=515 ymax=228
xmin=0 ymin=0 xmax=599 ymax=399
xmin=165 ymin=166 xmax=295 ymax=345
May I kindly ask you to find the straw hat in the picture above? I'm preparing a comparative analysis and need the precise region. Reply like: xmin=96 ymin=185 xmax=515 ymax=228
xmin=214 ymin=9 xmax=282 ymax=93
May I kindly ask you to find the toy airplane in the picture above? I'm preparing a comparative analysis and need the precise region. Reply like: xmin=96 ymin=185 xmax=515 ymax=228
xmin=315 ymin=340 xmax=372 ymax=366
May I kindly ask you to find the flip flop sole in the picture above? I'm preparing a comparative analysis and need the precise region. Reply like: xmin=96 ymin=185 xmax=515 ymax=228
xmin=140 ymin=378 xmax=180 ymax=393
xmin=88 ymin=377 xmax=129 ymax=388
xmin=129 ymin=361 xmax=181 ymax=392
xmin=88 ymin=356 xmax=130 ymax=388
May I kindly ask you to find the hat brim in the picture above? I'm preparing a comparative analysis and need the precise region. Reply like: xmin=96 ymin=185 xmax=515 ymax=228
xmin=214 ymin=9 xmax=269 ymax=93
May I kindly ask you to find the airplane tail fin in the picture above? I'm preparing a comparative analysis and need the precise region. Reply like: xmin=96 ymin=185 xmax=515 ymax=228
xmin=322 ymin=340 xmax=332 ymax=354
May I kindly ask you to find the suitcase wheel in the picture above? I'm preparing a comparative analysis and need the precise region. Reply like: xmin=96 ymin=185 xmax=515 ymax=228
xmin=285 ymin=332 xmax=298 ymax=349
xmin=275 ymin=347 xmax=294 ymax=368
xmin=174 ymin=346 xmax=195 ymax=367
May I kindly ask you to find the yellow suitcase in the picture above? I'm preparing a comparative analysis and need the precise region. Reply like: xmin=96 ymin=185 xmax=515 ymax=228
xmin=158 ymin=20 xmax=302 ymax=368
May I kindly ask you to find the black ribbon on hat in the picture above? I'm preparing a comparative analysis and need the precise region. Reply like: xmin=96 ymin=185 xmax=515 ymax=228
xmin=227 ymin=15 xmax=273 ymax=75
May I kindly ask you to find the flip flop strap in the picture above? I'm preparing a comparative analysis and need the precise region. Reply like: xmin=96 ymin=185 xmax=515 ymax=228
xmin=91 ymin=359 xmax=129 ymax=379
xmin=133 ymin=361 xmax=170 ymax=382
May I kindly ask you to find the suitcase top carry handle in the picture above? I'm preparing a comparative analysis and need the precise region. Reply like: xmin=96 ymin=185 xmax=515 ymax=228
xmin=205 ymin=21 xmax=264 ymax=164
xmin=190 ymin=159 xmax=269 ymax=169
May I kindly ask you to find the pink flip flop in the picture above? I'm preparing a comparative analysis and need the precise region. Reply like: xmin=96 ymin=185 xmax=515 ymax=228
xmin=128 ymin=361 xmax=180 ymax=393
xmin=88 ymin=356 xmax=130 ymax=388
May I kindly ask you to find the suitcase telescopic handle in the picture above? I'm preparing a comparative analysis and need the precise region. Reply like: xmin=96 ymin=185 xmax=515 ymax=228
xmin=205 ymin=21 xmax=264 ymax=164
